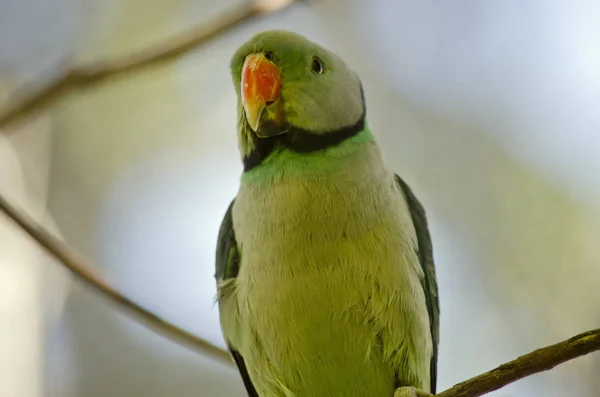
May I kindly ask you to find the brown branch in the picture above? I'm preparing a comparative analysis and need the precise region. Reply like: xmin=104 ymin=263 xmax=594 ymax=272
xmin=0 ymin=193 xmax=234 ymax=367
xmin=435 ymin=328 xmax=600 ymax=397
xmin=0 ymin=0 xmax=300 ymax=131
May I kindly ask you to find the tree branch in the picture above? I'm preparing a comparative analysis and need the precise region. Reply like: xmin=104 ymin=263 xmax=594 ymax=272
xmin=0 ymin=0 xmax=300 ymax=131
xmin=435 ymin=328 xmax=600 ymax=397
xmin=0 ymin=193 xmax=234 ymax=367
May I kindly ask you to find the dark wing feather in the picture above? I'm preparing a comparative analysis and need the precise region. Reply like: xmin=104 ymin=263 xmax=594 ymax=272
xmin=229 ymin=348 xmax=259 ymax=397
xmin=395 ymin=175 xmax=440 ymax=394
xmin=215 ymin=199 xmax=260 ymax=397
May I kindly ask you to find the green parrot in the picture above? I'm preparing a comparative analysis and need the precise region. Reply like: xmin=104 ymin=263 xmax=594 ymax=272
xmin=215 ymin=30 xmax=440 ymax=397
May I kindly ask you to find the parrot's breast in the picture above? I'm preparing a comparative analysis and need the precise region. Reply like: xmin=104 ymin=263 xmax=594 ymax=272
xmin=229 ymin=144 xmax=432 ymax=397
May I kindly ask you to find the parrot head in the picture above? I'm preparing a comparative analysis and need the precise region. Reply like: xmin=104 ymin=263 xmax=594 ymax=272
xmin=230 ymin=30 xmax=366 ymax=170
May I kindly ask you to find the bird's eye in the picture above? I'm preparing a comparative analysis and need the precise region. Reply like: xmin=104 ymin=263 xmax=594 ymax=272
xmin=264 ymin=51 xmax=275 ymax=61
xmin=311 ymin=56 xmax=324 ymax=75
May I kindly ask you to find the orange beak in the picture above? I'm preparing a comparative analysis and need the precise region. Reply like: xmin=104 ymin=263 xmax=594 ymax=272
xmin=241 ymin=53 xmax=281 ymax=132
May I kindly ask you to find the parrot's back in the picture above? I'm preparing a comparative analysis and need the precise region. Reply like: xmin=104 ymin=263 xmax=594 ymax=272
xmin=217 ymin=142 xmax=434 ymax=397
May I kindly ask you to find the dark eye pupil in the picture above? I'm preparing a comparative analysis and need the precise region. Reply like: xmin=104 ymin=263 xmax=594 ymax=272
xmin=311 ymin=57 xmax=324 ymax=74
xmin=264 ymin=51 xmax=274 ymax=61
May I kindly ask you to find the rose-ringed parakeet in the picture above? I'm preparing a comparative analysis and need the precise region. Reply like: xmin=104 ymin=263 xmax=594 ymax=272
xmin=215 ymin=30 xmax=440 ymax=397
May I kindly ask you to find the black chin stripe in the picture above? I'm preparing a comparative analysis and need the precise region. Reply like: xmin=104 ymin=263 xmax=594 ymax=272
xmin=242 ymin=136 xmax=277 ymax=172
xmin=285 ymin=115 xmax=366 ymax=153
xmin=242 ymin=113 xmax=365 ymax=172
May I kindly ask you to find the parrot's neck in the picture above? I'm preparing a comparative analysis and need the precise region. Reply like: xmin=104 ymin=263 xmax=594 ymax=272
xmin=241 ymin=123 xmax=378 ymax=184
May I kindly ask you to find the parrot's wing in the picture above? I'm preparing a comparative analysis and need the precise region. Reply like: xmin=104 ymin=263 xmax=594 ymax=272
xmin=215 ymin=199 xmax=260 ymax=397
xmin=395 ymin=175 xmax=440 ymax=394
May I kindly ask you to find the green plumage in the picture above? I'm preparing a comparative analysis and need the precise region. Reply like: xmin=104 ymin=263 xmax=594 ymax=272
xmin=215 ymin=30 xmax=439 ymax=397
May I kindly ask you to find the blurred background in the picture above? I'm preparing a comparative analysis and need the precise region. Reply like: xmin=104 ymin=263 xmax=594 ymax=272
xmin=0 ymin=0 xmax=599 ymax=396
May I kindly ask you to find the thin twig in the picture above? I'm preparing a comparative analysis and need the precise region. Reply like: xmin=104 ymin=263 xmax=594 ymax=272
xmin=0 ymin=193 xmax=234 ymax=367
xmin=0 ymin=0 xmax=299 ymax=130
xmin=435 ymin=328 xmax=600 ymax=397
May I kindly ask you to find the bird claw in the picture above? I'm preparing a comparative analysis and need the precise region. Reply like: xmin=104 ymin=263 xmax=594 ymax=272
xmin=394 ymin=386 xmax=433 ymax=397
